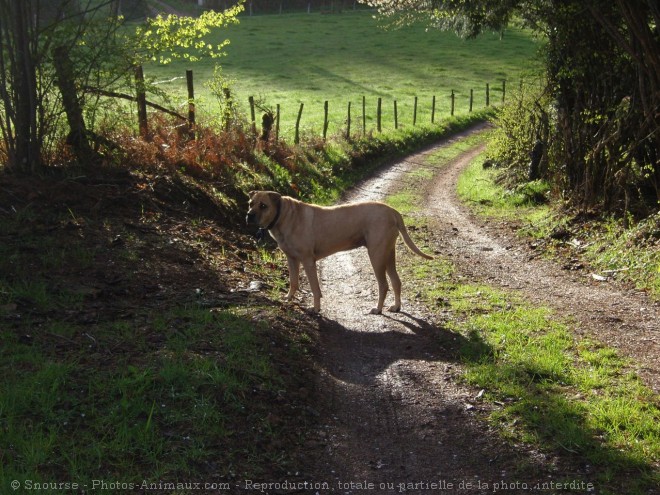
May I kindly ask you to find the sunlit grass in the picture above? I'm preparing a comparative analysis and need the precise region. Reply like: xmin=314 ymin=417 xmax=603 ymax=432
xmin=145 ymin=11 xmax=539 ymax=139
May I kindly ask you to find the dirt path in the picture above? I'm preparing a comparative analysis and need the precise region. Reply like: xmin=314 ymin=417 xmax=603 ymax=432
xmin=423 ymin=143 xmax=658 ymax=392
xmin=301 ymin=126 xmax=659 ymax=493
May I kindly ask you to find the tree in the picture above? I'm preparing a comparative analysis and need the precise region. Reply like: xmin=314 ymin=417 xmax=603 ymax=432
xmin=0 ymin=0 xmax=244 ymax=173
xmin=0 ymin=0 xmax=134 ymax=172
xmin=0 ymin=0 xmax=43 ymax=173
xmin=134 ymin=4 xmax=244 ymax=64
xmin=366 ymin=0 xmax=660 ymax=213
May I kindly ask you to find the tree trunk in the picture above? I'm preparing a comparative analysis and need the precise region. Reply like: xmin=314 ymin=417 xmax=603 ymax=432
xmin=134 ymin=65 xmax=149 ymax=138
xmin=53 ymin=45 xmax=96 ymax=165
xmin=8 ymin=0 xmax=41 ymax=173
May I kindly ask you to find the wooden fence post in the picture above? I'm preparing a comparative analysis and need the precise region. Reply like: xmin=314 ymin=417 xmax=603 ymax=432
xmin=362 ymin=96 xmax=366 ymax=135
xmin=249 ymin=96 xmax=257 ymax=135
xmin=377 ymin=97 xmax=382 ymax=132
xmin=323 ymin=100 xmax=329 ymax=141
xmin=295 ymin=102 xmax=304 ymax=144
xmin=469 ymin=89 xmax=473 ymax=112
xmin=222 ymin=86 xmax=232 ymax=132
xmin=186 ymin=69 xmax=195 ymax=140
xmin=275 ymin=104 xmax=280 ymax=142
xmin=413 ymin=96 xmax=418 ymax=126
xmin=394 ymin=100 xmax=398 ymax=129
xmin=134 ymin=65 xmax=148 ymax=138
xmin=450 ymin=90 xmax=455 ymax=116
xmin=486 ymin=83 xmax=490 ymax=107
xmin=502 ymin=79 xmax=506 ymax=103
xmin=431 ymin=95 xmax=436 ymax=124
xmin=347 ymin=101 xmax=351 ymax=140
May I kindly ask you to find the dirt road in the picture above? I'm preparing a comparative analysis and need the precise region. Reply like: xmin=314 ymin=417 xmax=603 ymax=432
xmin=299 ymin=127 xmax=658 ymax=494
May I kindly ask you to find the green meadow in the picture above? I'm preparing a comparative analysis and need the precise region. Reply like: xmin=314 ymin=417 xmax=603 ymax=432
xmin=146 ymin=10 xmax=540 ymax=139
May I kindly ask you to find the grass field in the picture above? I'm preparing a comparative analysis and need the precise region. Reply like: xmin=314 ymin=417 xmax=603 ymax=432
xmin=146 ymin=10 xmax=540 ymax=139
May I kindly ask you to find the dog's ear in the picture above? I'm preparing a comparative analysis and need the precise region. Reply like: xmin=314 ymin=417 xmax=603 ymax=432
xmin=268 ymin=191 xmax=282 ymax=208
xmin=267 ymin=191 xmax=282 ymax=206
xmin=248 ymin=190 xmax=258 ymax=199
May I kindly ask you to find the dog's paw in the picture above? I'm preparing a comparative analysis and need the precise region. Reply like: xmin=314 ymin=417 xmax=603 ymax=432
xmin=388 ymin=304 xmax=401 ymax=313
xmin=369 ymin=307 xmax=382 ymax=315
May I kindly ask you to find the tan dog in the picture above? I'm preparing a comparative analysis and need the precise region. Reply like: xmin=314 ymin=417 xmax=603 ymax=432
xmin=246 ymin=190 xmax=433 ymax=314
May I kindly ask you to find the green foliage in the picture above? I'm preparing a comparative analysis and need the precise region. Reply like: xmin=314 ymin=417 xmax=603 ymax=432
xmin=366 ymin=0 xmax=516 ymax=38
xmin=367 ymin=0 xmax=660 ymax=215
xmin=134 ymin=2 xmax=245 ymax=64
xmin=205 ymin=65 xmax=242 ymax=130
xmin=486 ymin=77 xmax=552 ymax=181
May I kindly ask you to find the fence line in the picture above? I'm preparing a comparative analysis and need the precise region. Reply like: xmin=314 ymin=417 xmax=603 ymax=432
xmin=127 ymin=66 xmax=506 ymax=143
xmin=250 ymin=80 xmax=506 ymax=142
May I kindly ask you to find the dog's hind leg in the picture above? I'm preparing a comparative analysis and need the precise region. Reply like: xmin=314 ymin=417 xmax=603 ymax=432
xmin=368 ymin=247 xmax=390 ymax=315
xmin=385 ymin=249 xmax=402 ymax=312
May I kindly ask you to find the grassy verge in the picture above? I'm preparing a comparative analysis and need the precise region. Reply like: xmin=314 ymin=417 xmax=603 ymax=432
xmin=458 ymin=156 xmax=660 ymax=299
xmin=1 ymin=306 xmax=277 ymax=482
xmin=394 ymin=138 xmax=660 ymax=494
xmin=312 ymin=111 xmax=495 ymax=204
xmin=456 ymin=154 xmax=552 ymax=226
xmin=452 ymin=284 xmax=659 ymax=493
xmin=111 ymin=109 xmax=494 ymax=223
xmin=219 ymin=110 xmax=495 ymax=209
xmin=576 ymin=217 xmax=660 ymax=299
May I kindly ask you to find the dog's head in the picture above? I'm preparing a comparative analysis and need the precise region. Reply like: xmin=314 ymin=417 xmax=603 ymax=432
xmin=246 ymin=190 xmax=282 ymax=229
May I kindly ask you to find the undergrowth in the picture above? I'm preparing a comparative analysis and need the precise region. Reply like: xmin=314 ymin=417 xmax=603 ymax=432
xmin=581 ymin=214 xmax=660 ymax=299
xmin=108 ymin=109 xmax=495 ymax=212
xmin=0 ymin=171 xmax=321 ymax=488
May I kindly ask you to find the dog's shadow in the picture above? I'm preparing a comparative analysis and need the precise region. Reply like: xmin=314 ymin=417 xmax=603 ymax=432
xmin=316 ymin=310 xmax=484 ymax=386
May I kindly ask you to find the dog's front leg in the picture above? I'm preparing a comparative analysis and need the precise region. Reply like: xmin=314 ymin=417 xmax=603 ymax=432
xmin=302 ymin=259 xmax=322 ymax=312
xmin=286 ymin=256 xmax=301 ymax=302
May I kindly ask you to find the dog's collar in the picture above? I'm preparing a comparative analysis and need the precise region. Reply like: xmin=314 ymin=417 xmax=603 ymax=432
xmin=265 ymin=202 xmax=281 ymax=231
xmin=256 ymin=202 xmax=281 ymax=241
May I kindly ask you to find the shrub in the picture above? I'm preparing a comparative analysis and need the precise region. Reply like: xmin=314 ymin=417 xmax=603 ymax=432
xmin=486 ymin=77 xmax=553 ymax=184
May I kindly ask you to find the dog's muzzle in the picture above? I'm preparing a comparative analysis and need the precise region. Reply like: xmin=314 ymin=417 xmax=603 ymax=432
xmin=246 ymin=212 xmax=256 ymax=225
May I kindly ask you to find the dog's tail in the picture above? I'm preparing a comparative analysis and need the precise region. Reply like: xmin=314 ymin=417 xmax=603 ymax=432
xmin=396 ymin=212 xmax=434 ymax=260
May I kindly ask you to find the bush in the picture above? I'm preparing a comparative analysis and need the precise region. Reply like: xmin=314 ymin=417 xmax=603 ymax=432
xmin=486 ymin=78 xmax=553 ymax=184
